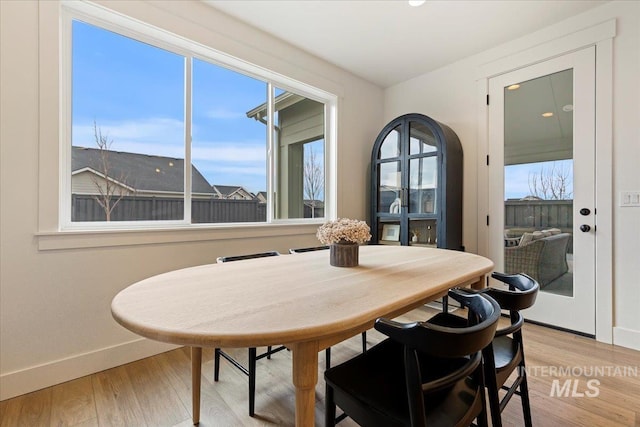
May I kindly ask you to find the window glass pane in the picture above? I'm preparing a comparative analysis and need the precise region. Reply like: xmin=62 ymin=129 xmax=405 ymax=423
xmin=303 ymin=139 xmax=325 ymax=218
xmin=409 ymin=218 xmax=437 ymax=246
xmin=409 ymin=121 xmax=436 ymax=155
xmin=191 ymin=58 xmax=267 ymax=223
xmin=378 ymin=161 xmax=401 ymax=213
xmin=503 ymin=69 xmax=574 ymax=296
xmin=71 ymin=20 xmax=185 ymax=222
xmin=66 ymin=9 xmax=335 ymax=229
xmin=273 ymin=88 xmax=325 ymax=219
xmin=409 ymin=157 xmax=437 ymax=214
xmin=379 ymin=126 xmax=400 ymax=159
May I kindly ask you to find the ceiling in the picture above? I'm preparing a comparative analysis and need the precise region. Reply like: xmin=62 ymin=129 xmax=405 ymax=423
xmin=205 ymin=0 xmax=606 ymax=88
xmin=504 ymin=69 xmax=573 ymax=166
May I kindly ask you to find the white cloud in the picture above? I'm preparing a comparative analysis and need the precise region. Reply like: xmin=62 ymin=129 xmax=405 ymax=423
xmin=205 ymin=108 xmax=247 ymax=120
xmin=192 ymin=143 xmax=265 ymax=163
xmin=73 ymin=118 xmax=266 ymax=161
xmin=73 ymin=117 xmax=185 ymax=152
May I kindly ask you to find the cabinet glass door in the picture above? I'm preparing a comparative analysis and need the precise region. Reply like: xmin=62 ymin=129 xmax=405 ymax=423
xmin=409 ymin=122 xmax=437 ymax=155
xmin=408 ymin=121 xmax=438 ymax=215
xmin=379 ymin=126 xmax=400 ymax=159
xmin=409 ymin=157 xmax=437 ymax=214
xmin=378 ymin=161 xmax=402 ymax=214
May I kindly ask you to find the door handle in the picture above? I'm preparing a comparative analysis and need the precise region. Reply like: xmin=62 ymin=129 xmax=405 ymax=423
xmin=580 ymin=224 xmax=591 ymax=232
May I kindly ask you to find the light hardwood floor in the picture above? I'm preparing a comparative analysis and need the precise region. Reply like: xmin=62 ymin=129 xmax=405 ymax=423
xmin=1 ymin=306 xmax=639 ymax=427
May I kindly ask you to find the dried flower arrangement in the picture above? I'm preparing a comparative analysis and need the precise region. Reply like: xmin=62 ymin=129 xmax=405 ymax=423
xmin=316 ymin=218 xmax=371 ymax=245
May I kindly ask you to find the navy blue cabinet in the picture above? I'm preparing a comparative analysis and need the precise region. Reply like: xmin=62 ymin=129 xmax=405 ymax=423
xmin=370 ymin=114 xmax=463 ymax=250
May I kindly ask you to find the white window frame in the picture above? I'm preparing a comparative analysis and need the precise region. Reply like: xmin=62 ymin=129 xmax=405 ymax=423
xmin=58 ymin=0 xmax=336 ymax=232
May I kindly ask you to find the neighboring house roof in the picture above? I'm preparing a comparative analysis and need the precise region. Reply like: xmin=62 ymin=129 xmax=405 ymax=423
xmin=520 ymin=195 xmax=544 ymax=201
xmin=254 ymin=191 xmax=268 ymax=203
xmin=72 ymin=147 xmax=213 ymax=194
xmin=246 ymin=92 xmax=305 ymax=122
xmin=212 ymin=185 xmax=254 ymax=200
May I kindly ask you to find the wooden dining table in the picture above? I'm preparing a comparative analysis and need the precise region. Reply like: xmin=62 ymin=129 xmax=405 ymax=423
xmin=111 ymin=245 xmax=494 ymax=426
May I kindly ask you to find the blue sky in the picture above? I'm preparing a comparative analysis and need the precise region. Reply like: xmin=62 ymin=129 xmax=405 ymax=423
xmin=72 ymin=20 xmax=269 ymax=193
xmin=505 ymin=159 xmax=573 ymax=200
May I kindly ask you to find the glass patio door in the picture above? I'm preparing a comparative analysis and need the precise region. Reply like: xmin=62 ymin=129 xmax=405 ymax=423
xmin=488 ymin=47 xmax=596 ymax=335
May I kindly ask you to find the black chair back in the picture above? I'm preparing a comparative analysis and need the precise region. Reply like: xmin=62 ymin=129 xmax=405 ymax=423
xmin=375 ymin=288 xmax=500 ymax=360
xmin=212 ymin=250 xmax=283 ymax=417
xmin=487 ymin=272 xmax=539 ymax=312
xmin=289 ymin=246 xmax=329 ymax=254
xmin=217 ymin=251 xmax=280 ymax=263
xmin=373 ymin=289 xmax=500 ymax=427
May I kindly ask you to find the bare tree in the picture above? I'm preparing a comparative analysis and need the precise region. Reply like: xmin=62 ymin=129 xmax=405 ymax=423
xmin=89 ymin=121 xmax=129 ymax=221
xmin=528 ymin=162 xmax=572 ymax=200
xmin=303 ymin=144 xmax=324 ymax=218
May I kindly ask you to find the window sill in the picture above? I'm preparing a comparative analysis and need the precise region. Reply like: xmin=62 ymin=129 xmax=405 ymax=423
xmin=36 ymin=221 xmax=324 ymax=251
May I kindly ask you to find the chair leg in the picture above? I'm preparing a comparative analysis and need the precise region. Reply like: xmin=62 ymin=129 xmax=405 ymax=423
xmin=361 ymin=331 xmax=367 ymax=353
xmin=475 ymin=354 xmax=489 ymax=427
xmin=325 ymin=347 xmax=331 ymax=369
xmin=442 ymin=295 xmax=449 ymax=313
xmin=520 ymin=369 xmax=533 ymax=427
xmin=325 ymin=383 xmax=336 ymax=427
xmin=477 ymin=402 xmax=489 ymax=427
xmin=248 ymin=347 xmax=257 ymax=417
xmin=518 ymin=336 xmax=533 ymax=427
xmin=267 ymin=345 xmax=272 ymax=360
xmin=214 ymin=348 xmax=221 ymax=381
xmin=483 ymin=347 xmax=502 ymax=427
xmin=486 ymin=378 xmax=502 ymax=427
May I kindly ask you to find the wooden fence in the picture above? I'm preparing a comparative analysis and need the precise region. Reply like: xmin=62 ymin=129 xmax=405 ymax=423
xmin=504 ymin=199 xmax=573 ymax=232
xmin=72 ymin=195 xmax=267 ymax=223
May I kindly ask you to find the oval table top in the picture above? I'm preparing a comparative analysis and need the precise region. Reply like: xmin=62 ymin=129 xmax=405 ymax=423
xmin=111 ymin=245 xmax=494 ymax=348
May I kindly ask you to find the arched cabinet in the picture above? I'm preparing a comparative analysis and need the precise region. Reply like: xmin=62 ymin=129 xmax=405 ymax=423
xmin=370 ymin=113 xmax=463 ymax=250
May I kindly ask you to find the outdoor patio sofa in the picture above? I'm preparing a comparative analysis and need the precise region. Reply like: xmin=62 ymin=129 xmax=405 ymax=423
xmin=504 ymin=230 xmax=571 ymax=287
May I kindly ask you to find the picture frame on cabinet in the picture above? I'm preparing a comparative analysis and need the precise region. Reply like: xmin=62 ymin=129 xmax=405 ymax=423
xmin=381 ymin=224 xmax=400 ymax=241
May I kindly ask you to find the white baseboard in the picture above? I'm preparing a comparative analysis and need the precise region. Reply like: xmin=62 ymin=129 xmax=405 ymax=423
xmin=0 ymin=338 xmax=178 ymax=401
xmin=613 ymin=326 xmax=640 ymax=351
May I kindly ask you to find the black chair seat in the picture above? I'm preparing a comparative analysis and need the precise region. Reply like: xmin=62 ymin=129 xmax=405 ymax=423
xmin=325 ymin=338 xmax=482 ymax=427
xmin=493 ymin=335 xmax=519 ymax=372
xmin=426 ymin=312 xmax=469 ymax=328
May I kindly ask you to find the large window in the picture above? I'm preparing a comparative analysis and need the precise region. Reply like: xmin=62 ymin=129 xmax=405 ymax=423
xmin=63 ymin=5 xmax=334 ymax=229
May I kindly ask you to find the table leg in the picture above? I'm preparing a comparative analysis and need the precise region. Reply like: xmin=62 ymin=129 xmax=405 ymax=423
xmin=291 ymin=342 xmax=318 ymax=427
xmin=471 ymin=274 xmax=486 ymax=290
xmin=191 ymin=347 xmax=202 ymax=425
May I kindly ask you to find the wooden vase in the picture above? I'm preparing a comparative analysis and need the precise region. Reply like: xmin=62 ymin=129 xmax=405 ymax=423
xmin=330 ymin=242 xmax=359 ymax=267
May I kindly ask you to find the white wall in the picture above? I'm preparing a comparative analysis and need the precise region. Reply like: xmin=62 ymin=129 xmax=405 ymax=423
xmin=385 ymin=1 xmax=639 ymax=349
xmin=0 ymin=0 xmax=383 ymax=399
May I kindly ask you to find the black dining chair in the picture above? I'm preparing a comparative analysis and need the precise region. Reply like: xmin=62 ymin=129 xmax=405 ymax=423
xmin=324 ymin=288 xmax=501 ymax=427
xmin=288 ymin=245 xmax=330 ymax=253
xmin=214 ymin=250 xmax=286 ymax=416
xmin=289 ymin=245 xmax=368 ymax=368
xmin=426 ymin=272 xmax=539 ymax=427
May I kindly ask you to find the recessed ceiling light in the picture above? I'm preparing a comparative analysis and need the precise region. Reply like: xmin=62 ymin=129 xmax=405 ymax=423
xmin=408 ymin=0 xmax=426 ymax=6
xmin=562 ymin=104 xmax=574 ymax=112
xmin=542 ymin=112 xmax=554 ymax=118
xmin=507 ymin=84 xmax=520 ymax=90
